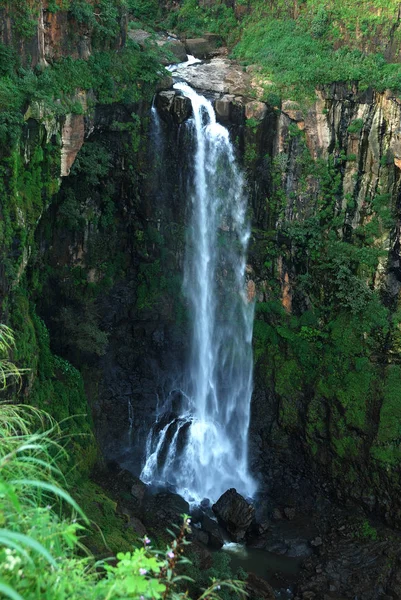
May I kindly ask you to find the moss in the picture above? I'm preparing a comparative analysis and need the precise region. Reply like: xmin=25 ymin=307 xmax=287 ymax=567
xmin=73 ymin=480 xmax=140 ymax=555
xmin=375 ymin=365 xmax=401 ymax=444
xmin=370 ymin=444 xmax=401 ymax=466
xmin=9 ymin=286 xmax=97 ymax=479
xmin=306 ymin=396 xmax=326 ymax=441
xmin=277 ymin=359 xmax=302 ymax=430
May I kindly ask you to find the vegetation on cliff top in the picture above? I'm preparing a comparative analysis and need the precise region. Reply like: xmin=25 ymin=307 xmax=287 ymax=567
xmin=164 ymin=0 xmax=401 ymax=102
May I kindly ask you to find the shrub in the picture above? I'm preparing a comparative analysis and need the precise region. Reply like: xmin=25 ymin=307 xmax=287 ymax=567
xmin=0 ymin=327 xmax=246 ymax=600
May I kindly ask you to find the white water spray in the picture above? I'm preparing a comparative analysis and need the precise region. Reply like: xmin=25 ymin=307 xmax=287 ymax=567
xmin=141 ymin=83 xmax=256 ymax=503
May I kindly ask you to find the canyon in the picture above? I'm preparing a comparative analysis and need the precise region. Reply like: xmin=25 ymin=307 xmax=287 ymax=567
xmin=2 ymin=2 xmax=401 ymax=598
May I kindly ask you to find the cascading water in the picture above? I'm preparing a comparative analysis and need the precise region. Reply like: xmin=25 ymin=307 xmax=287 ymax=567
xmin=141 ymin=82 xmax=256 ymax=503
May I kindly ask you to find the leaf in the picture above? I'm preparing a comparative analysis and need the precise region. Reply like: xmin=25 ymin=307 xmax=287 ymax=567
xmin=0 ymin=529 xmax=56 ymax=567
xmin=0 ymin=580 xmax=24 ymax=600
xmin=10 ymin=480 xmax=88 ymax=523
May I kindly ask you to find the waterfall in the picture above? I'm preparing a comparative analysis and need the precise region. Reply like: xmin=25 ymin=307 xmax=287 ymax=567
xmin=141 ymin=83 xmax=256 ymax=503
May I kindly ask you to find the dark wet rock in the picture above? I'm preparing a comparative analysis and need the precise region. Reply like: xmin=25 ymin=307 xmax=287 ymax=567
xmin=252 ymin=520 xmax=270 ymax=537
xmin=131 ymin=479 xmax=147 ymax=508
xmin=190 ymin=506 xmax=204 ymax=524
xmin=190 ymin=526 xmax=209 ymax=546
xmin=190 ymin=540 xmax=213 ymax=570
xmin=127 ymin=515 xmax=147 ymax=538
xmin=261 ymin=524 xmax=312 ymax=559
xmin=302 ymin=592 xmax=315 ymax=600
xmin=245 ymin=573 xmax=275 ymax=600
xmin=388 ymin=562 xmax=401 ymax=598
xmin=200 ymin=514 xmax=224 ymax=549
xmin=143 ymin=491 xmax=189 ymax=529
xmin=201 ymin=498 xmax=211 ymax=509
xmin=212 ymin=488 xmax=255 ymax=542
xmin=273 ymin=508 xmax=283 ymax=520
xmin=173 ymin=94 xmax=193 ymax=124
xmin=156 ymin=90 xmax=192 ymax=124
xmin=311 ymin=536 xmax=323 ymax=547
xmin=155 ymin=74 xmax=174 ymax=92
xmin=284 ymin=507 xmax=296 ymax=521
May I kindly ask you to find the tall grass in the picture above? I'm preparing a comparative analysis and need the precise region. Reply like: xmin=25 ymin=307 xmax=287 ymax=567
xmin=0 ymin=324 xmax=91 ymax=598
xmin=0 ymin=326 xmax=245 ymax=599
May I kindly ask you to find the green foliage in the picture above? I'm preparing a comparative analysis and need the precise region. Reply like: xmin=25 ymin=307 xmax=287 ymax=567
xmin=355 ymin=519 xmax=378 ymax=541
xmin=0 ymin=403 xmax=246 ymax=600
xmin=127 ymin=0 xmax=160 ymax=22
xmin=232 ymin=1 xmax=401 ymax=103
xmin=0 ymin=326 xmax=24 ymax=390
xmin=347 ymin=119 xmax=364 ymax=134
xmin=0 ymin=1 xmax=40 ymax=38
xmin=6 ymin=292 xmax=97 ymax=477
xmin=253 ymin=131 xmax=400 ymax=479
xmin=164 ymin=0 xmax=237 ymax=41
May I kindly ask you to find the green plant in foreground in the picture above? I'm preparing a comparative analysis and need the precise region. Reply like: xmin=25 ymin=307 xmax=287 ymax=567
xmin=0 ymin=324 xmax=23 ymax=390
xmin=0 ymin=326 xmax=246 ymax=599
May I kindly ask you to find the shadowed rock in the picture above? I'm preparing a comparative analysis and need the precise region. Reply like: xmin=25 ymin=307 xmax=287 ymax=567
xmin=246 ymin=573 xmax=275 ymax=600
xmin=184 ymin=34 xmax=221 ymax=59
xmin=212 ymin=488 xmax=255 ymax=542
xmin=201 ymin=514 xmax=224 ymax=549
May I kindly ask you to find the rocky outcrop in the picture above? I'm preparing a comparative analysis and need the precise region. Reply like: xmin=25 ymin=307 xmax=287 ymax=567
xmin=60 ymin=112 xmax=85 ymax=177
xmin=0 ymin=2 xmax=126 ymax=68
xmin=156 ymin=90 xmax=193 ymax=123
xmin=173 ymin=57 xmax=251 ymax=95
xmin=213 ymin=489 xmax=255 ymax=542
xmin=245 ymin=573 xmax=276 ymax=600
xmin=199 ymin=514 xmax=225 ymax=549
xmin=184 ymin=34 xmax=222 ymax=59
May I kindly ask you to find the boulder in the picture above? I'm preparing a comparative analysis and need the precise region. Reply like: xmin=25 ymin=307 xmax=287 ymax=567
xmin=201 ymin=514 xmax=224 ymax=549
xmin=127 ymin=516 xmax=147 ymax=538
xmin=215 ymin=95 xmax=235 ymax=120
xmin=143 ymin=491 xmax=190 ymax=529
xmin=284 ymin=506 xmax=296 ymax=520
xmin=245 ymin=573 xmax=275 ymax=600
xmin=156 ymin=91 xmax=192 ymax=124
xmin=131 ymin=479 xmax=147 ymax=508
xmin=173 ymin=94 xmax=193 ymax=124
xmin=282 ymin=100 xmax=304 ymax=123
xmin=160 ymin=39 xmax=188 ymax=65
xmin=212 ymin=488 xmax=255 ymax=542
xmin=128 ymin=29 xmax=151 ymax=48
xmin=184 ymin=34 xmax=221 ymax=59
xmin=156 ymin=75 xmax=174 ymax=92
xmin=173 ymin=58 xmax=250 ymax=95
xmin=245 ymin=100 xmax=267 ymax=122
xmin=190 ymin=527 xmax=209 ymax=546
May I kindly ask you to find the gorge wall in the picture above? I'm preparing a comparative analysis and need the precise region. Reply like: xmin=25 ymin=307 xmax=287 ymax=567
xmin=2 ymin=0 xmax=401 ymax=533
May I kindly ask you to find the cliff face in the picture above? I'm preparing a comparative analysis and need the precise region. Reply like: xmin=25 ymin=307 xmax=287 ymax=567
xmin=247 ymin=84 xmax=401 ymax=524
xmin=0 ymin=1 xmax=160 ymax=473
xmin=153 ymin=57 xmax=401 ymax=521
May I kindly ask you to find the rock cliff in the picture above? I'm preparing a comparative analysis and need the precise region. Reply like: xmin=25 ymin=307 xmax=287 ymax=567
xmin=2 ymin=0 xmax=401 ymax=532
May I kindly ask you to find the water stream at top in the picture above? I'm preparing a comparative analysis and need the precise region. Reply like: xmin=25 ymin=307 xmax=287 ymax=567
xmin=141 ymin=82 xmax=256 ymax=503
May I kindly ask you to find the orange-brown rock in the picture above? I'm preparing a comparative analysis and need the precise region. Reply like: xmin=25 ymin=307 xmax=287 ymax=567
xmin=61 ymin=113 xmax=85 ymax=177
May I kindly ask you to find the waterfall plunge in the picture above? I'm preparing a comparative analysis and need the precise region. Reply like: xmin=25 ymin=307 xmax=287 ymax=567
xmin=141 ymin=83 xmax=256 ymax=503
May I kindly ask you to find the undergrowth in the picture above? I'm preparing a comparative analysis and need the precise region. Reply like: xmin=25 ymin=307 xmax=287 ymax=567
xmin=0 ymin=327 xmax=245 ymax=599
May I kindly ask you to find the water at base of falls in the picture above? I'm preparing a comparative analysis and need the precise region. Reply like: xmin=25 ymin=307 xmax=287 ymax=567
xmin=141 ymin=82 xmax=257 ymax=504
